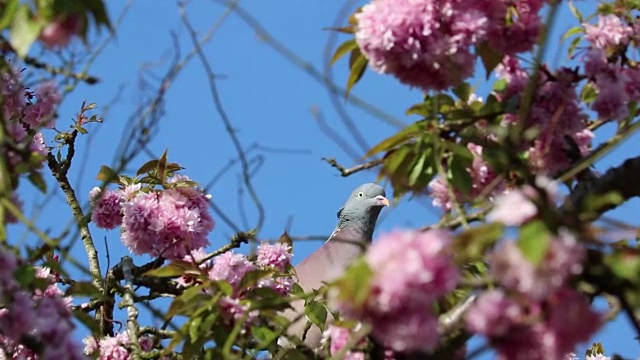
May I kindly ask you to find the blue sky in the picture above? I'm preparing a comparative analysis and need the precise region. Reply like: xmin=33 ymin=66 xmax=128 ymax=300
xmin=10 ymin=0 xmax=640 ymax=358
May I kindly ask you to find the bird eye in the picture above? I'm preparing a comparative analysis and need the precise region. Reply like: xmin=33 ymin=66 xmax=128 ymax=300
xmin=357 ymin=192 xmax=364 ymax=198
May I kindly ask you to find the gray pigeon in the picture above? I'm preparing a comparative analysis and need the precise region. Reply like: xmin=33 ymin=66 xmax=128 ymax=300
xmin=283 ymin=183 xmax=389 ymax=350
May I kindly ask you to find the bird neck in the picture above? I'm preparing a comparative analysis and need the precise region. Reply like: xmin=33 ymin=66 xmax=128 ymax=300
xmin=336 ymin=208 xmax=382 ymax=243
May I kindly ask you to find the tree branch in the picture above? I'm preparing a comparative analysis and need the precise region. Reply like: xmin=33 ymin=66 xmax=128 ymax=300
xmin=322 ymin=157 xmax=384 ymax=177
xmin=562 ymin=154 xmax=640 ymax=221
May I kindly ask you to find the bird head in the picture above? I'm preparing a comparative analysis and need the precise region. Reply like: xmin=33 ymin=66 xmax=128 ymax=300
xmin=335 ymin=183 xmax=390 ymax=239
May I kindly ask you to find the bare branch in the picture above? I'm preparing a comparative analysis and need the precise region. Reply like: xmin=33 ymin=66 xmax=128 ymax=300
xmin=563 ymin=154 xmax=640 ymax=220
xmin=311 ymin=107 xmax=361 ymax=161
xmin=180 ymin=2 xmax=266 ymax=235
xmin=209 ymin=0 xmax=406 ymax=129
xmin=322 ymin=157 xmax=384 ymax=177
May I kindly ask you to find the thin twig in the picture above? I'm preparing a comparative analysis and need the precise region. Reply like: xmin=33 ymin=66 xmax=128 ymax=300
xmin=209 ymin=0 xmax=405 ymax=129
xmin=311 ymin=107 xmax=361 ymax=161
xmin=322 ymin=157 xmax=384 ymax=177
xmin=180 ymin=2 xmax=266 ymax=234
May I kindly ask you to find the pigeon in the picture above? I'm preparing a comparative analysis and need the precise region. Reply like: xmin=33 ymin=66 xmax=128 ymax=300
xmin=283 ymin=183 xmax=390 ymax=350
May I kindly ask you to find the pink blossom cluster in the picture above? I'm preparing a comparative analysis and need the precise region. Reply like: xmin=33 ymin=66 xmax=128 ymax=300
xmin=89 ymin=181 xmax=215 ymax=260
xmin=466 ymin=231 xmax=602 ymax=359
xmin=335 ymin=230 xmax=459 ymax=352
xmin=178 ymin=243 xmax=294 ymax=328
xmin=0 ymin=249 xmax=84 ymax=359
xmin=354 ymin=0 xmax=547 ymax=91
xmin=487 ymin=176 xmax=559 ymax=226
xmin=325 ymin=324 xmax=366 ymax=360
xmin=83 ymin=331 xmax=155 ymax=360
xmin=581 ymin=14 xmax=640 ymax=121
xmin=0 ymin=67 xmax=60 ymax=169
xmin=39 ymin=14 xmax=83 ymax=49
xmin=496 ymin=57 xmax=593 ymax=175
xmin=429 ymin=143 xmax=500 ymax=211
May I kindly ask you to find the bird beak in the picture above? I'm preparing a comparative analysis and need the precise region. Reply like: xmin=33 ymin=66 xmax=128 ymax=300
xmin=375 ymin=195 xmax=390 ymax=207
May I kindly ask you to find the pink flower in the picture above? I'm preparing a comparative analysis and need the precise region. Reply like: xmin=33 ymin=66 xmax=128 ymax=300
xmin=208 ymin=251 xmax=256 ymax=290
xmin=96 ymin=331 xmax=154 ymax=360
xmin=218 ymin=296 xmax=258 ymax=327
xmin=467 ymin=288 xmax=602 ymax=360
xmin=120 ymin=186 xmax=214 ymax=260
xmin=39 ymin=15 xmax=83 ymax=49
xmin=23 ymin=81 xmax=61 ymax=128
xmin=90 ymin=187 xmax=124 ymax=230
xmin=429 ymin=143 xmax=501 ymax=211
xmin=496 ymin=58 xmax=591 ymax=174
xmin=337 ymin=229 xmax=458 ymax=352
xmin=366 ymin=230 xmax=459 ymax=312
xmin=373 ymin=309 xmax=440 ymax=353
xmin=584 ymin=14 xmax=632 ymax=51
xmin=355 ymin=0 xmax=487 ymax=91
xmin=256 ymin=242 xmax=292 ymax=271
xmin=591 ymin=74 xmax=629 ymax=120
xmin=354 ymin=0 xmax=545 ymax=91
xmin=465 ymin=290 xmax=523 ymax=337
xmin=30 ymin=132 xmax=48 ymax=159
xmin=487 ymin=189 xmax=538 ymax=226
xmin=490 ymin=230 xmax=585 ymax=300
xmin=428 ymin=177 xmax=453 ymax=211
xmin=326 ymin=325 xmax=366 ymax=360
xmin=258 ymin=276 xmax=294 ymax=296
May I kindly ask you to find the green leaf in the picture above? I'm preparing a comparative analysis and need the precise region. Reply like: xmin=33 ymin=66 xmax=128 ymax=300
xmin=290 ymin=282 xmax=304 ymax=297
xmin=345 ymin=48 xmax=367 ymax=97
xmin=28 ymin=172 xmax=47 ymax=193
xmin=364 ymin=122 xmax=423 ymax=158
xmin=304 ymin=301 xmax=328 ymax=332
xmin=447 ymin=145 xmax=473 ymax=194
xmin=478 ymin=94 xmax=502 ymax=116
xmin=0 ymin=0 xmax=19 ymax=30
xmin=136 ymin=159 xmax=159 ymax=176
xmin=517 ymin=220 xmax=551 ymax=266
xmin=83 ymin=0 xmax=112 ymax=29
xmin=73 ymin=308 xmax=101 ymax=333
xmin=567 ymin=1 xmax=583 ymax=23
xmin=454 ymin=223 xmax=504 ymax=263
xmin=237 ymin=269 xmax=272 ymax=290
xmin=144 ymin=261 xmax=193 ymax=278
xmin=157 ymin=149 xmax=169 ymax=184
xmin=476 ymin=41 xmax=504 ymax=79
xmin=331 ymin=38 xmax=358 ymax=65
xmin=580 ymin=82 xmax=598 ymax=104
xmin=580 ymin=191 xmax=624 ymax=220
xmin=586 ymin=342 xmax=605 ymax=357
xmin=280 ymin=349 xmax=309 ymax=360
xmin=432 ymin=93 xmax=455 ymax=110
xmin=9 ymin=5 xmax=43 ymax=57
xmin=405 ymin=102 xmax=432 ymax=117
xmin=561 ymin=25 xmax=583 ymax=41
xmin=14 ymin=264 xmax=36 ymax=287
xmin=253 ymin=325 xmax=280 ymax=349
xmin=96 ymin=165 xmax=119 ymax=184
xmin=332 ymin=259 xmax=373 ymax=310
xmin=453 ymin=82 xmax=471 ymax=102
xmin=246 ymin=286 xmax=290 ymax=311
xmin=568 ymin=35 xmax=582 ymax=57
xmin=74 ymin=126 xmax=88 ymax=135
xmin=189 ymin=316 xmax=202 ymax=342
xmin=65 ymin=281 xmax=101 ymax=298
xmin=408 ymin=150 xmax=428 ymax=187
xmin=606 ymin=250 xmax=640 ymax=283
